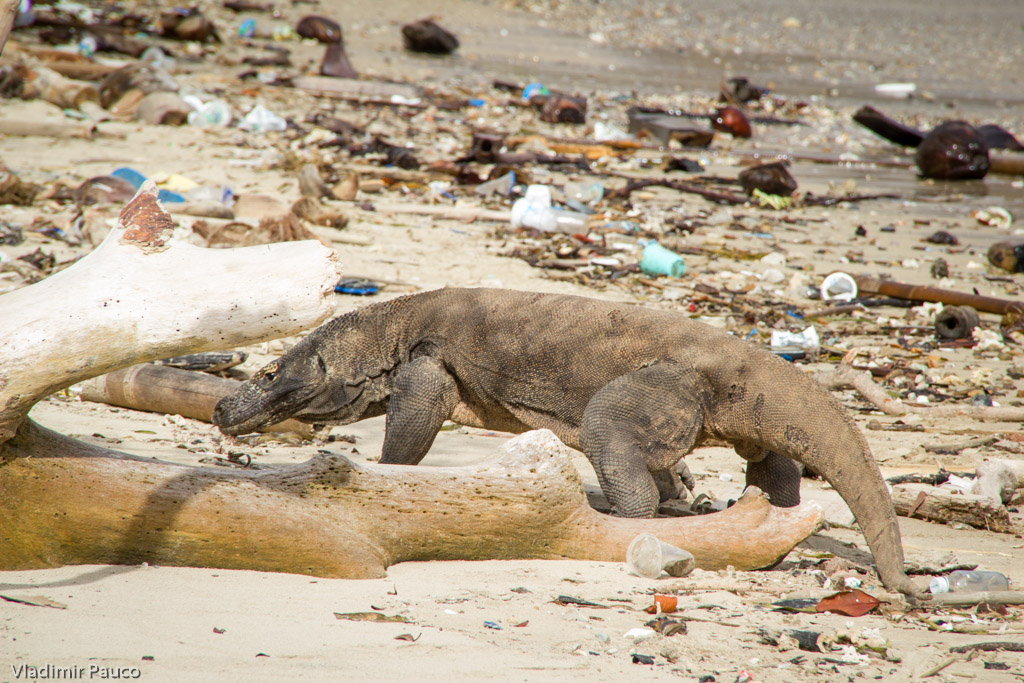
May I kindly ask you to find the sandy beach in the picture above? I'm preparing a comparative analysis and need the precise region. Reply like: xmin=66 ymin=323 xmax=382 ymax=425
xmin=2 ymin=1 xmax=1023 ymax=681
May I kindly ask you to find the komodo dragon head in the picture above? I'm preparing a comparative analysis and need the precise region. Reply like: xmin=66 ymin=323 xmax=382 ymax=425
xmin=212 ymin=313 xmax=391 ymax=435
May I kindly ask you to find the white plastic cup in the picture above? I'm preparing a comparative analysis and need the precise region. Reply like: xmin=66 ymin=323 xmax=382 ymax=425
xmin=820 ymin=272 xmax=858 ymax=302
xmin=625 ymin=533 xmax=695 ymax=579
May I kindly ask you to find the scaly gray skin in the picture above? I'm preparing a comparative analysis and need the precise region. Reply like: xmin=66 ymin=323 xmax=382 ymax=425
xmin=213 ymin=288 xmax=916 ymax=595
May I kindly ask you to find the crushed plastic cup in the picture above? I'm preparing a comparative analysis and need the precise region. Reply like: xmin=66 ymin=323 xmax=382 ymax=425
xmin=474 ymin=171 xmax=515 ymax=197
xmin=141 ymin=46 xmax=175 ymax=71
xmin=626 ymin=533 xmax=695 ymax=579
xmin=563 ymin=180 xmax=604 ymax=204
xmin=239 ymin=104 xmax=287 ymax=133
xmin=187 ymin=185 xmax=235 ymax=206
xmin=820 ymin=272 xmax=858 ymax=302
xmin=593 ymin=121 xmax=631 ymax=142
xmin=639 ymin=242 xmax=686 ymax=278
xmin=185 ymin=97 xmax=233 ymax=127
xmin=770 ymin=326 xmax=820 ymax=353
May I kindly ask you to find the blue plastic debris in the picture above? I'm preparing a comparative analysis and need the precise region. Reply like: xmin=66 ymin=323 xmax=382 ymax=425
xmin=483 ymin=621 xmax=502 ymax=630
xmin=334 ymin=278 xmax=380 ymax=296
xmin=111 ymin=168 xmax=185 ymax=203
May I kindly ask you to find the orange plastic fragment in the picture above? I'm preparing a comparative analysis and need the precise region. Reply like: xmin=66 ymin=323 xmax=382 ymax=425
xmin=643 ymin=594 xmax=678 ymax=614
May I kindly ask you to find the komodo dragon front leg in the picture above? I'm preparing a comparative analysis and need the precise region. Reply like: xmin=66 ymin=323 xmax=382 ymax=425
xmin=379 ymin=357 xmax=458 ymax=465
xmin=580 ymin=364 xmax=704 ymax=517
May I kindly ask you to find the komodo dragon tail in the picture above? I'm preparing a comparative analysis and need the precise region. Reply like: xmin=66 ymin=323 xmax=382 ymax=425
xmin=706 ymin=352 xmax=915 ymax=595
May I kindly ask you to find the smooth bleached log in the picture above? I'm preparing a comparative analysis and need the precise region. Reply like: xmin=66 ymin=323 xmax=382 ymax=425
xmin=0 ymin=181 xmax=340 ymax=444
xmin=0 ymin=427 xmax=824 ymax=576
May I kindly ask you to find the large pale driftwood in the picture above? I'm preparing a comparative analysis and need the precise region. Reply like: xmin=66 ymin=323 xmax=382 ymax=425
xmin=0 ymin=426 xmax=824 ymax=576
xmin=892 ymin=483 xmax=1015 ymax=533
xmin=0 ymin=181 xmax=340 ymax=444
xmin=0 ymin=184 xmax=825 ymax=578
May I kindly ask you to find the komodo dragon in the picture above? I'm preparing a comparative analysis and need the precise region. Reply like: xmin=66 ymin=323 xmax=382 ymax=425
xmin=213 ymin=288 xmax=916 ymax=595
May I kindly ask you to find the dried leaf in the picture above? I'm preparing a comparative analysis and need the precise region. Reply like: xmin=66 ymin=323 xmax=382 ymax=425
xmin=643 ymin=594 xmax=678 ymax=614
xmin=513 ymin=621 xmax=529 ymax=628
xmin=394 ymin=633 xmax=420 ymax=642
xmin=0 ymin=594 xmax=67 ymax=609
xmin=815 ymin=589 xmax=882 ymax=617
xmin=334 ymin=611 xmax=412 ymax=623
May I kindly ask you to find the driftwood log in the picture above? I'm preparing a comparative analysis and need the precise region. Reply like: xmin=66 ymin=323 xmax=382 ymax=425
xmin=0 ymin=183 xmax=824 ymax=577
xmin=892 ymin=483 xmax=1015 ymax=533
xmin=0 ymin=426 xmax=823 ymax=575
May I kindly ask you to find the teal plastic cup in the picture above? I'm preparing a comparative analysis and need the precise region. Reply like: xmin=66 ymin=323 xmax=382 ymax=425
xmin=640 ymin=242 xmax=686 ymax=278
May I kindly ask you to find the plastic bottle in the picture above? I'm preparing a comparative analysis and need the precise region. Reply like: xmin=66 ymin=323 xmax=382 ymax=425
xmin=929 ymin=570 xmax=1010 ymax=594
xmin=510 ymin=185 xmax=588 ymax=234
xmin=510 ymin=203 xmax=588 ymax=234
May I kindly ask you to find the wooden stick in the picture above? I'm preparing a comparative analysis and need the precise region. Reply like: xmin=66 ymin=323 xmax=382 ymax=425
xmin=891 ymin=484 xmax=1014 ymax=533
xmin=18 ymin=60 xmax=99 ymax=109
xmin=0 ymin=119 xmax=98 ymax=139
xmin=372 ymin=202 xmax=510 ymax=222
xmin=293 ymin=76 xmax=420 ymax=101
xmin=0 ymin=425 xmax=824 ymax=577
xmin=925 ymin=591 xmax=1024 ymax=607
xmin=950 ymin=642 xmax=1024 ymax=654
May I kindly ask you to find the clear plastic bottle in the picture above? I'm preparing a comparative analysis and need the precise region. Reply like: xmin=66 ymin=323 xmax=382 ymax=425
xmin=929 ymin=570 xmax=1010 ymax=594
xmin=510 ymin=185 xmax=588 ymax=234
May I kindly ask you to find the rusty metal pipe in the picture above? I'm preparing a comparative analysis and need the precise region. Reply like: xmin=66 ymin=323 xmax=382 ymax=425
xmin=854 ymin=275 xmax=1023 ymax=315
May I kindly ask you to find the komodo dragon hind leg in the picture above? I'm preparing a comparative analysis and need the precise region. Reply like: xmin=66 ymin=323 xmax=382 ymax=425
xmin=580 ymin=364 xmax=704 ymax=518
xmin=379 ymin=356 xmax=457 ymax=465
xmin=744 ymin=449 xmax=802 ymax=507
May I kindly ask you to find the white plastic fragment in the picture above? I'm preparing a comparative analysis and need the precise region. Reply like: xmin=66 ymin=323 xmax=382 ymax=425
xmin=771 ymin=326 xmax=820 ymax=352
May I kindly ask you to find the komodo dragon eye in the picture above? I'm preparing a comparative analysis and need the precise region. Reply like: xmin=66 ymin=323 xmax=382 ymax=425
xmin=263 ymin=369 xmax=277 ymax=383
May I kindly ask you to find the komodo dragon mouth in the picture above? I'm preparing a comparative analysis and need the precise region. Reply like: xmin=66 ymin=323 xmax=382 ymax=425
xmin=212 ymin=360 xmax=318 ymax=435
